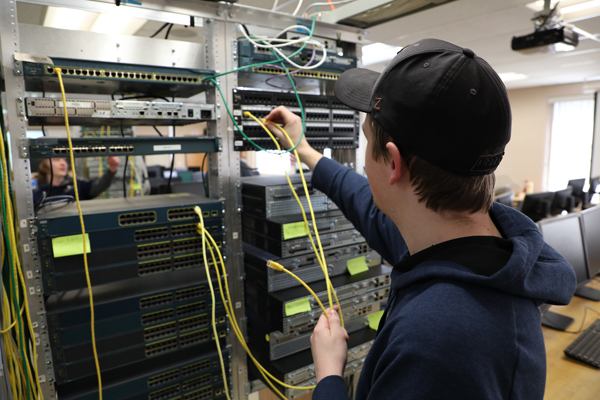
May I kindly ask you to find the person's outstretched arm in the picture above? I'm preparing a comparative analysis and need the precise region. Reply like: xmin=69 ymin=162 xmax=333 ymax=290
xmin=87 ymin=156 xmax=120 ymax=199
xmin=264 ymin=107 xmax=407 ymax=264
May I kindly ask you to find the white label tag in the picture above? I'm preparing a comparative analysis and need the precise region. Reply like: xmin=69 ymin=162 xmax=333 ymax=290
xmin=153 ymin=145 xmax=182 ymax=152
xmin=14 ymin=52 xmax=54 ymax=65
xmin=20 ymin=219 xmax=27 ymax=228
xmin=234 ymin=140 xmax=243 ymax=147
xmin=58 ymin=101 xmax=93 ymax=108
xmin=23 ymin=244 xmax=30 ymax=253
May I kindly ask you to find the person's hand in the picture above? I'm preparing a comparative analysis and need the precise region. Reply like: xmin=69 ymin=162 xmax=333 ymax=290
xmin=310 ymin=306 xmax=349 ymax=382
xmin=264 ymin=106 xmax=323 ymax=170
xmin=106 ymin=156 xmax=120 ymax=173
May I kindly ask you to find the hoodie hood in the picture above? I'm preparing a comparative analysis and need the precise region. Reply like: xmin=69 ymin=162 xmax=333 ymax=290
xmin=390 ymin=202 xmax=577 ymax=306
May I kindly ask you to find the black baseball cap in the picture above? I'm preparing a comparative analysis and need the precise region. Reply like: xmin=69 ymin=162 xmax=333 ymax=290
xmin=334 ymin=38 xmax=511 ymax=176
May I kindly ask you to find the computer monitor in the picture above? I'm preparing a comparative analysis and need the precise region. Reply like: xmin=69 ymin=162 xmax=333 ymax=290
xmin=494 ymin=191 xmax=514 ymax=207
xmin=581 ymin=205 xmax=600 ymax=278
xmin=550 ymin=188 xmax=574 ymax=216
xmin=520 ymin=192 xmax=555 ymax=222
xmin=567 ymin=178 xmax=587 ymax=207
xmin=538 ymin=214 xmax=600 ymax=330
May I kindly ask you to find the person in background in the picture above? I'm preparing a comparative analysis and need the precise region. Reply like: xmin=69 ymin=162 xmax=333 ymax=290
xmin=34 ymin=156 xmax=120 ymax=204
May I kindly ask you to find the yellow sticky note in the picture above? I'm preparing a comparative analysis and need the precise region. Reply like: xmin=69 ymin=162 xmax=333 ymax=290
xmin=131 ymin=183 xmax=142 ymax=190
xmin=282 ymin=222 xmax=309 ymax=240
xmin=52 ymin=234 xmax=91 ymax=258
xmin=347 ymin=256 xmax=369 ymax=275
xmin=368 ymin=310 xmax=385 ymax=331
xmin=285 ymin=297 xmax=312 ymax=317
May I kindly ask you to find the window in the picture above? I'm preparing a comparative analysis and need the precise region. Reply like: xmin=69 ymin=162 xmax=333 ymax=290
xmin=546 ymin=98 xmax=595 ymax=192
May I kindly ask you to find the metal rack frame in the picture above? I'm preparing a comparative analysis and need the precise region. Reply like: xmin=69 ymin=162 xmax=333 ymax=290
xmin=0 ymin=1 xmax=363 ymax=399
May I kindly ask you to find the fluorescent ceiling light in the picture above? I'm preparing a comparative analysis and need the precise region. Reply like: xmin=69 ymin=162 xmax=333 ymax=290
xmin=561 ymin=0 xmax=600 ymax=13
xmin=526 ymin=0 xmax=600 ymax=13
xmin=362 ymin=42 xmax=402 ymax=66
xmin=90 ymin=13 xmax=146 ymax=35
xmin=498 ymin=72 xmax=529 ymax=83
xmin=43 ymin=6 xmax=98 ymax=31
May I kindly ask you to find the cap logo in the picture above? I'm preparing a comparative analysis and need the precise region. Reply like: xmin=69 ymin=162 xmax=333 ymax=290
xmin=374 ymin=98 xmax=382 ymax=110
xmin=471 ymin=152 xmax=504 ymax=172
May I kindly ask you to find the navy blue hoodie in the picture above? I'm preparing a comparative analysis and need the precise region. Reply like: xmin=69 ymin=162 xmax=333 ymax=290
xmin=310 ymin=157 xmax=576 ymax=400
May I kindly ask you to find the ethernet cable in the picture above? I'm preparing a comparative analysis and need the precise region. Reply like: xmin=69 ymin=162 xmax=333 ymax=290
xmin=193 ymin=217 xmax=316 ymax=398
xmin=195 ymin=206 xmax=231 ymax=400
xmin=55 ymin=67 xmax=103 ymax=399
xmin=0 ymin=124 xmax=42 ymax=400
xmin=243 ymin=111 xmax=344 ymax=326
xmin=238 ymin=24 xmax=328 ymax=70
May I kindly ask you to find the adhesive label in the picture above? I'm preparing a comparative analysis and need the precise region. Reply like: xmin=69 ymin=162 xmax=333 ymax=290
xmin=347 ymin=256 xmax=368 ymax=276
xmin=368 ymin=310 xmax=384 ymax=331
xmin=282 ymin=221 xmax=309 ymax=240
xmin=154 ymin=145 xmax=182 ymax=152
xmin=14 ymin=52 xmax=53 ymax=65
xmin=52 ymin=233 xmax=91 ymax=258
xmin=285 ymin=297 xmax=311 ymax=317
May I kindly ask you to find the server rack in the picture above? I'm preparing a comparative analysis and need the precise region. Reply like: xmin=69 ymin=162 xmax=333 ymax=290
xmin=0 ymin=1 xmax=365 ymax=399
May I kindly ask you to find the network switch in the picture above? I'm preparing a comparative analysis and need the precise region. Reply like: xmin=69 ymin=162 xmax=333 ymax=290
xmin=26 ymin=97 xmax=215 ymax=126
xmin=23 ymin=57 xmax=214 ymax=97
xmin=57 ymin=349 xmax=229 ymax=400
xmin=54 ymin=321 xmax=228 ymax=384
xmin=244 ymin=242 xmax=382 ymax=292
xmin=45 ymin=269 xmax=222 ymax=332
xmin=28 ymin=136 xmax=221 ymax=158
xmin=232 ymin=89 xmax=359 ymax=151
xmin=50 ymin=295 xmax=226 ymax=347
xmin=52 ymin=310 xmax=228 ymax=366
xmin=243 ymin=210 xmax=352 ymax=240
xmin=237 ymin=41 xmax=357 ymax=81
xmin=245 ymin=265 xmax=391 ymax=329
xmin=37 ymin=194 xmax=223 ymax=237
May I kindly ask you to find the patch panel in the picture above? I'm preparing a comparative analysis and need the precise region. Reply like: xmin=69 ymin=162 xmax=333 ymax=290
xmin=28 ymin=136 xmax=221 ymax=158
xmin=23 ymin=57 xmax=214 ymax=98
xmin=26 ymin=98 xmax=216 ymax=127
xmin=232 ymin=89 xmax=359 ymax=151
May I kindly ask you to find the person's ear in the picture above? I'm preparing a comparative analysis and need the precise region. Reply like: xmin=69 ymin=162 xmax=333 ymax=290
xmin=385 ymin=142 xmax=403 ymax=185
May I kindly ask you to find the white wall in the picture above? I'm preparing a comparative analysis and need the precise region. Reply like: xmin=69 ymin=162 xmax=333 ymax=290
xmin=496 ymin=82 xmax=592 ymax=193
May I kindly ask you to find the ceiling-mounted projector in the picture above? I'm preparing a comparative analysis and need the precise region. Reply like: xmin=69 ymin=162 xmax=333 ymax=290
xmin=512 ymin=26 xmax=578 ymax=53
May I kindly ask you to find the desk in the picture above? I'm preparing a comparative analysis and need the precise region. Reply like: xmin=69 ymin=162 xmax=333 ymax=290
xmin=544 ymin=279 xmax=600 ymax=400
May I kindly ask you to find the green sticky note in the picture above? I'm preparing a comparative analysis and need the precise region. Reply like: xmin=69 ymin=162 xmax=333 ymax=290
xmin=285 ymin=297 xmax=311 ymax=317
xmin=347 ymin=256 xmax=369 ymax=275
xmin=282 ymin=222 xmax=309 ymax=240
xmin=131 ymin=183 xmax=142 ymax=190
xmin=52 ymin=234 xmax=91 ymax=258
xmin=368 ymin=310 xmax=385 ymax=331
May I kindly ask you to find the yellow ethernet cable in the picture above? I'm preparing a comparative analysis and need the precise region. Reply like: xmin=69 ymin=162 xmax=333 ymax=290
xmin=243 ymin=111 xmax=345 ymax=326
xmin=194 ymin=209 xmax=316 ymax=396
xmin=1 ymin=123 xmax=42 ymax=399
xmin=195 ymin=206 xmax=231 ymax=400
xmin=55 ymin=67 xmax=102 ymax=399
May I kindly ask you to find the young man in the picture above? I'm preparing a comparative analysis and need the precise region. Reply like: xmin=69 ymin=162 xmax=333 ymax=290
xmin=265 ymin=39 xmax=576 ymax=399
